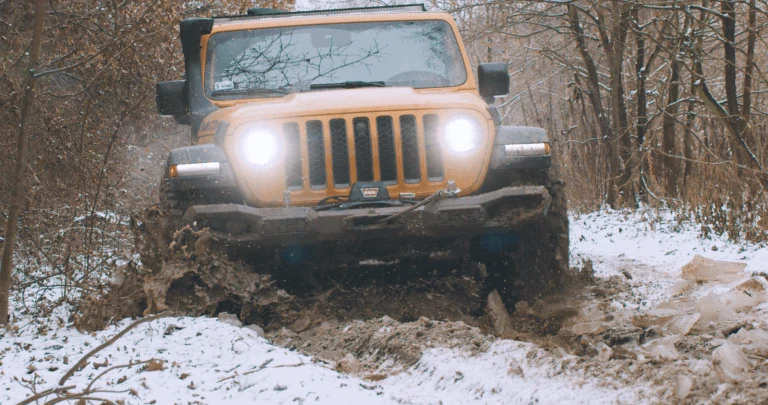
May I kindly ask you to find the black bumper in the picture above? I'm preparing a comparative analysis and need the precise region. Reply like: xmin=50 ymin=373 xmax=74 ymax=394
xmin=186 ymin=185 xmax=551 ymax=247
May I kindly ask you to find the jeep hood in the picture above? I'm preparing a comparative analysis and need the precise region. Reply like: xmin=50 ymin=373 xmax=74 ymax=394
xmin=210 ymin=87 xmax=488 ymax=123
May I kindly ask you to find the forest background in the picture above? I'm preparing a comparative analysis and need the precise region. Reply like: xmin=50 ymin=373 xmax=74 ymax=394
xmin=0 ymin=0 xmax=766 ymax=321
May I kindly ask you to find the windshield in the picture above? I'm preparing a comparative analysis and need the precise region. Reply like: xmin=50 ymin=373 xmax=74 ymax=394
xmin=204 ymin=20 xmax=467 ymax=99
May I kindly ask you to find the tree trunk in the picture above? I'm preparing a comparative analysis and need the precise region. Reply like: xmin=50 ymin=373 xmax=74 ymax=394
xmin=610 ymin=0 xmax=633 ymax=205
xmin=0 ymin=0 xmax=46 ymax=324
xmin=632 ymin=6 xmax=647 ymax=148
xmin=683 ymin=72 xmax=697 ymax=187
xmin=662 ymin=55 xmax=681 ymax=197
xmin=721 ymin=0 xmax=739 ymax=118
xmin=742 ymin=0 xmax=756 ymax=123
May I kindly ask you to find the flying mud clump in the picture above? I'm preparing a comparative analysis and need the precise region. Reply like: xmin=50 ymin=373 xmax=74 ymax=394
xmin=74 ymin=206 xmax=298 ymax=332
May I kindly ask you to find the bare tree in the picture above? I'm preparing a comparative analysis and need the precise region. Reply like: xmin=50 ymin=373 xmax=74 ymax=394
xmin=0 ymin=0 xmax=45 ymax=324
xmin=446 ymin=0 xmax=767 ymax=240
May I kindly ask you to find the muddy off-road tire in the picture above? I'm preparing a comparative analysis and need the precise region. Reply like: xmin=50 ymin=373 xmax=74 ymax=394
xmin=477 ymin=167 xmax=569 ymax=305
xmin=159 ymin=177 xmax=187 ymax=241
xmin=158 ymin=175 xmax=244 ymax=256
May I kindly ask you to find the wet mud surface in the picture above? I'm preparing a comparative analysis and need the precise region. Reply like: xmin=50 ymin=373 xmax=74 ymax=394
xmin=76 ymin=207 xmax=768 ymax=404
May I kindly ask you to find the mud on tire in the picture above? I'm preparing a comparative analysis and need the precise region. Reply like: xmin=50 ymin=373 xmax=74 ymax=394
xmin=477 ymin=167 xmax=570 ymax=305
xmin=159 ymin=176 xmax=186 ymax=242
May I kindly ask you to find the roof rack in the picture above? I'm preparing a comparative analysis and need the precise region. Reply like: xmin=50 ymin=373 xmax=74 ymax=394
xmin=212 ymin=3 xmax=426 ymax=21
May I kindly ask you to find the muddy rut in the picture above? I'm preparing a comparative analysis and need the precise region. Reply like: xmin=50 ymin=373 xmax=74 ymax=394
xmin=75 ymin=206 xmax=768 ymax=404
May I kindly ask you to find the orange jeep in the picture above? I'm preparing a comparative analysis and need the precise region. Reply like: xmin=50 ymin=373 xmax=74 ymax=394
xmin=156 ymin=4 xmax=568 ymax=299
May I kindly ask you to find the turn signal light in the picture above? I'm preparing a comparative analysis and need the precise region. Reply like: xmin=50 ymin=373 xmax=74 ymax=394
xmin=504 ymin=143 xmax=550 ymax=157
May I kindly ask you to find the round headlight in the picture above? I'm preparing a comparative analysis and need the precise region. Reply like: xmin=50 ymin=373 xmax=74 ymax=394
xmin=444 ymin=116 xmax=483 ymax=154
xmin=240 ymin=128 xmax=280 ymax=166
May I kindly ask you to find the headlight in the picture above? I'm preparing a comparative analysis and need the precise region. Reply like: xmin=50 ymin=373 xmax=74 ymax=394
xmin=240 ymin=128 xmax=280 ymax=166
xmin=444 ymin=116 xmax=483 ymax=154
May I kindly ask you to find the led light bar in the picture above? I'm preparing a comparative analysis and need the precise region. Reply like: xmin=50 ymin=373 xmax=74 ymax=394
xmin=215 ymin=4 xmax=426 ymax=22
xmin=504 ymin=143 xmax=550 ymax=158
xmin=170 ymin=162 xmax=221 ymax=177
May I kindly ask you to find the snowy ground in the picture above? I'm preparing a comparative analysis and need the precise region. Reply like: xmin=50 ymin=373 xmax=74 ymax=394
xmin=571 ymin=210 xmax=768 ymax=308
xmin=2 ymin=210 xmax=767 ymax=404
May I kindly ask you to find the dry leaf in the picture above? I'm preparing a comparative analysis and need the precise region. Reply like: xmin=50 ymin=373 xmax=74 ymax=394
xmin=144 ymin=359 xmax=165 ymax=372
xmin=363 ymin=373 xmax=388 ymax=381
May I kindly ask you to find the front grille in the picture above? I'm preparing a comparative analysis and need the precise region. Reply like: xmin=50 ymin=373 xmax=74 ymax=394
xmin=353 ymin=118 xmax=374 ymax=182
xmin=306 ymin=120 xmax=326 ymax=189
xmin=330 ymin=118 xmax=350 ymax=187
xmin=438 ymin=207 xmax=484 ymax=226
xmin=261 ymin=218 xmax=310 ymax=235
xmin=423 ymin=114 xmax=444 ymax=181
xmin=376 ymin=116 xmax=397 ymax=183
xmin=283 ymin=114 xmax=445 ymax=192
xmin=283 ymin=123 xmax=303 ymax=190
xmin=400 ymin=115 xmax=421 ymax=183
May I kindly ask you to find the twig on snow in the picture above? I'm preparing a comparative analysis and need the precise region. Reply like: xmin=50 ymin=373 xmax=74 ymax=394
xmin=58 ymin=312 xmax=172 ymax=386
xmin=14 ymin=386 xmax=76 ymax=405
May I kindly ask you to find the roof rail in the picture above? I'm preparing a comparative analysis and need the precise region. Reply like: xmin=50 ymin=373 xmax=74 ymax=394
xmin=212 ymin=4 xmax=426 ymax=20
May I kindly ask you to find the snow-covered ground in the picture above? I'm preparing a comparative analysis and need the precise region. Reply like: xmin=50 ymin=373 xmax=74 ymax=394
xmin=2 ymin=210 xmax=767 ymax=404
xmin=571 ymin=210 xmax=768 ymax=308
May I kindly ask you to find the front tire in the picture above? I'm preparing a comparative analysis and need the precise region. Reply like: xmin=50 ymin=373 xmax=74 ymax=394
xmin=478 ymin=167 xmax=570 ymax=305
xmin=158 ymin=176 xmax=187 ymax=242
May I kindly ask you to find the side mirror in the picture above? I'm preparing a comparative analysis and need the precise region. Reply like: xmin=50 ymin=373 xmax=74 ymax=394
xmin=156 ymin=80 xmax=188 ymax=116
xmin=478 ymin=63 xmax=509 ymax=103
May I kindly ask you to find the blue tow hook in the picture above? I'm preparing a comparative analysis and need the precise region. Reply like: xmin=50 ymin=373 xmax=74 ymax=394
xmin=475 ymin=231 xmax=520 ymax=253
xmin=282 ymin=245 xmax=310 ymax=264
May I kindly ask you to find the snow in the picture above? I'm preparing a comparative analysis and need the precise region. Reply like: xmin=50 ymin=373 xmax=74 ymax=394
xmin=3 ymin=209 xmax=767 ymax=404
xmin=382 ymin=342 xmax=649 ymax=404
xmin=571 ymin=209 xmax=768 ymax=309
xmin=1 ymin=317 xmax=391 ymax=405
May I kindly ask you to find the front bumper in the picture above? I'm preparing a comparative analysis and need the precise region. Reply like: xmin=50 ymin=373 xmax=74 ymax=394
xmin=185 ymin=185 xmax=551 ymax=247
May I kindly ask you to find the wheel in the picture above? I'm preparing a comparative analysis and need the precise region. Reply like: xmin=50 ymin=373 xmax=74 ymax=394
xmin=517 ymin=167 xmax=570 ymax=292
xmin=158 ymin=176 xmax=188 ymax=242
xmin=477 ymin=167 xmax=570 ymax=305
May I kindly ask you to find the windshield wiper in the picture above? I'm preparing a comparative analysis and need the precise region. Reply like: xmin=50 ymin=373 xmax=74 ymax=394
xmin=309 ymin=81 xmax=386 ymax=90
xmin=210 ymin=88 xmax=289 ymax=97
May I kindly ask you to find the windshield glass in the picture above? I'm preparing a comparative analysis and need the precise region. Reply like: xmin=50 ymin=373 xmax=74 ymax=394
xmin=204 ymin=20 xmax=467 ymax=99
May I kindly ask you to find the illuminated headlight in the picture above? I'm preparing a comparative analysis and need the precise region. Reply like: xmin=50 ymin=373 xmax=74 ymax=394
xmin=240 ymin=128 xmax=280 ymax=166
xmin=444 ymin=116 xmax=483 ymax=154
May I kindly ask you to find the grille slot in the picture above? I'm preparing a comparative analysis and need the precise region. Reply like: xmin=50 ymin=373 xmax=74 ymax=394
xmin=376 ymin=116 xmax=397 ymax=183
xmin=329 ymin=118 xmax=350 ymax=187
xmin=438 ymin=207 xmax=484 ymax=226
xmin=261 ymin=218 xmax=310 ymax=235
xmin=353 ymin=118 xmax=374 ymax=182
xmin=306 ymin=120 xmax=326 ymax=189
xmin=423 ymin=114 xmax=444 ymax=181
xmin=283 ymin=123 xmax=303 ymax=190
xmin=399 ymin=115 xmax=421 ymax=183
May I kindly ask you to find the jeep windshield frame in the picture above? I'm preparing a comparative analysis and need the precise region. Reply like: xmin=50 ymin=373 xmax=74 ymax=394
xmin=204 ymin=20 xmax=468 ymax=100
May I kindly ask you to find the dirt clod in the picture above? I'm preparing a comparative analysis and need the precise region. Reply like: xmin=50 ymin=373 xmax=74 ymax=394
xmin=75 ymin=209 xmax=298 ymax=331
